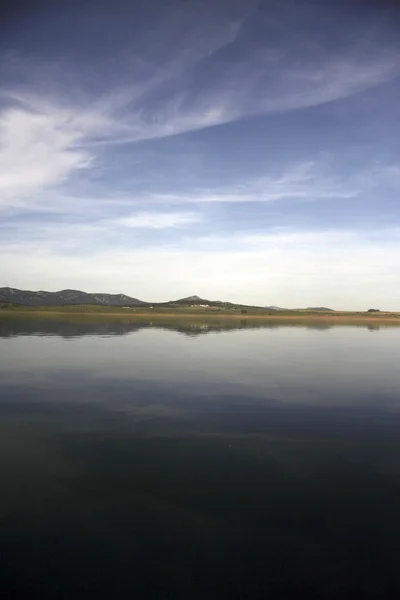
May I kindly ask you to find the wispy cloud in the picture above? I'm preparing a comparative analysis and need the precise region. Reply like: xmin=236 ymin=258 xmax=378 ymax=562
xmin=1 ymin=1 xmax=398 ymax=148
xmin=0 ymin=140 xmax=360 ymax=216
xmin=113 ymin=211 xmax=201 ymax=229
xmin=138 ymin=161 xmax=359 ymax=204
xmin=0 ymin=210 xmax=203 ymax=255
xmin=0 ymin=106 xmax=92 ymax=207
xmin=0 ymin=54 xmax=395 ymax=213
xmin=0 ymin=0 xmax=398 ymax=216
xmin=78 ymin=54 xmax=399 ymax=146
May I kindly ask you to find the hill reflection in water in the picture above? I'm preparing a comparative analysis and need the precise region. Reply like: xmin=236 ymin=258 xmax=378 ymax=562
xmin=0 ymin=315 xmax=395 ymax=339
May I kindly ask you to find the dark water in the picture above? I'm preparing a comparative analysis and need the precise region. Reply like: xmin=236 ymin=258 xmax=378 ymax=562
xmin=1 ymin=316 xmax=400 ymax=599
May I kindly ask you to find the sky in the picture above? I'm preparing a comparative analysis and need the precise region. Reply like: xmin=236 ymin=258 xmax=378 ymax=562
xmin=1 ymin=0 xmax=400 ymax=309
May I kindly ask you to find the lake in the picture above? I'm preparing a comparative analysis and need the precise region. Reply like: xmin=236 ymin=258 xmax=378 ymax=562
xmin=1 ymin=315 xmax=400 ymax=598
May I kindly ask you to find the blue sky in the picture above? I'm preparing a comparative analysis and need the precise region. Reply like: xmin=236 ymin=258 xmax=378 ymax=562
xmin=1 ymin=0 xmax=400 ymax=308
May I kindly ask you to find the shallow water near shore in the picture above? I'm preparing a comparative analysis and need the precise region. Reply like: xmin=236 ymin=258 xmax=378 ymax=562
xmin=1 ymin=315 xmax=400 ymax=598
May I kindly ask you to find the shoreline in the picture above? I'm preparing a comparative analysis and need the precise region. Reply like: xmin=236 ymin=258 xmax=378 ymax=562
xmin=1 ymin=309 xmax=400 ymax=323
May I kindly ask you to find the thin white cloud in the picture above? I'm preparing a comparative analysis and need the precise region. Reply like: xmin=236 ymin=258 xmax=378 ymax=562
xmin=77 ymin=45 xmax=399 ymax=147
xmin=195 ymin=229 xmax=358 ymax=249
xmin=134 ymin=59 xmax=398 ymax=144
xmin=141 ymin=161 xmax=359 ymax=204
xmin=0 ymin=211 xmax=202 ymax=254
xmin=0 ymin=107 xmax=92 ymax=206
xmin=114 ymin=211 xmax=201 ymax=229
xmin=72 ymin=54 xmax=398 ymax=147
xmin=1 ymin=0 xmax=398 ymax=157
xmin=0 ymin=143 xmax=360 ymax=217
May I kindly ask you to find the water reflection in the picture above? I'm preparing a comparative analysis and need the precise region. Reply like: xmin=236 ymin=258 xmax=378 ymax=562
xmin=1 ymin=316 xmax=400 ymax=598
xmin=0 ymin=314 xmax=397 ymax=338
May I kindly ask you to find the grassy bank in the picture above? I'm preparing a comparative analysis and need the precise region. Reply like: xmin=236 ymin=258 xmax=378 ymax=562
xmin=1 ymin=304 xmax=400 ymax=323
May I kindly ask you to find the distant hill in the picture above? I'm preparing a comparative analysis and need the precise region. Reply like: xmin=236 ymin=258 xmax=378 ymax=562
xmin=0 ymin=287 xmax=145 ymax=307
xmin=171 ymin=295 xmax=208 ymax=304
xmin=159 ymin=295 xmax=226 ymax=307
xmin=0 ymin=288 xmax=221 ymax=308
xmin=0 ymin=287 xmax=335 ymax=311
xmin=163 ymin=296 xmax=262 ymax=309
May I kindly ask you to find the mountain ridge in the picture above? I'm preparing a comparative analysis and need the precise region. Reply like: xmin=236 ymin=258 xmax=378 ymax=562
xmin=0 ymin=287 xmax=145 ymax=307
xmin=0 ymin=287 xmax=335 ymax=311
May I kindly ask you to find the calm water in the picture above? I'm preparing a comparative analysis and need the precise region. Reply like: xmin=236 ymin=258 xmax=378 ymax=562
xmin=1 ymin=316 xmax=400 ymax=599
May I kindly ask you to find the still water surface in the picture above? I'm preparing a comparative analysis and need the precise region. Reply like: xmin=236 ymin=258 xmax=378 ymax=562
xmin=1 ymin=316 xmax=400 ymax=598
